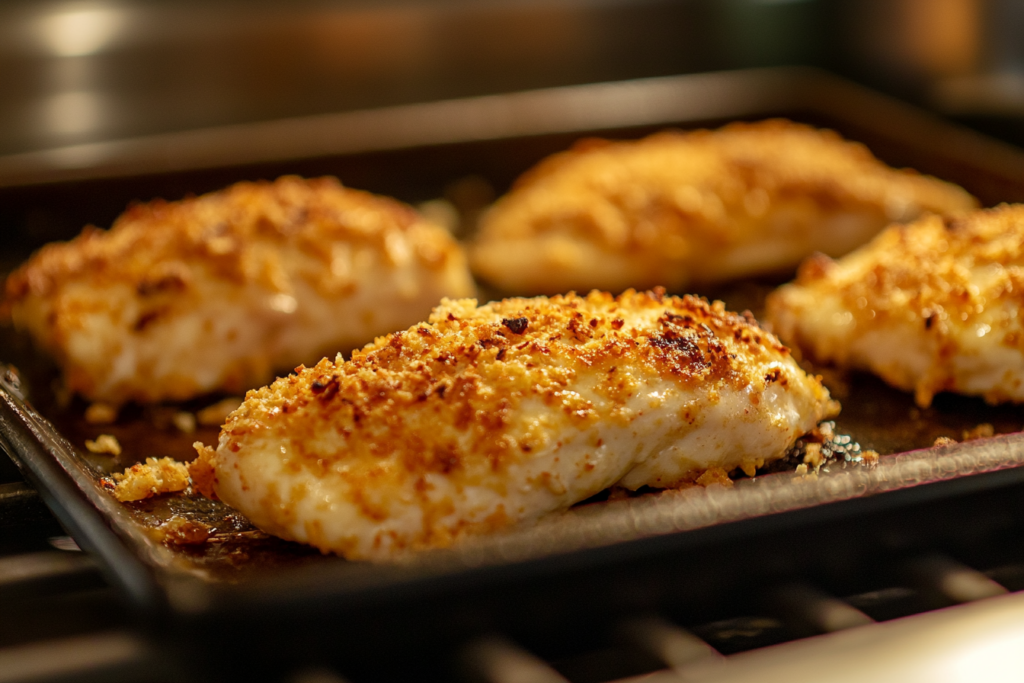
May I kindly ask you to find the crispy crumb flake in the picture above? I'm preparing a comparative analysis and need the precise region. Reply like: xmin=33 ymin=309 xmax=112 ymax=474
xmin=695 ymin=467 xmax=734 ymax=487
xmin=962 ymin=423 xmax=995 ymax=441
xmin=109 ymin=457 xmax=189 ymax=502
xmin=172 ymin=412 xmax=196 ymax=434
xmin=84 ymin=403 xmax=117 ymax=424
xmin=84 ymin=434 xmax=121 ymax=456
xmin=189 ymin=443 xmax=218 ymax=500
xmin=803 ymin=442 xmax=824 ymax=468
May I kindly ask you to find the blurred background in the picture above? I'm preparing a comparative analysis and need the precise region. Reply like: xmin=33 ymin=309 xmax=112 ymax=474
xmin=1 ymin=0 xmax=1023 ymax=160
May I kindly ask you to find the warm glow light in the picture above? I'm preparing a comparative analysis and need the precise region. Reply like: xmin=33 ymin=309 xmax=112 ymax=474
xmin=903 ymin=0 xmax=980 ymax=76
xmin=948 ymin=622 xmax=1024 ymax=683
xmin=38 ymin=6 xmax=124 ymax=57
xmin=43 ymin=90 xmax=102 ymax=135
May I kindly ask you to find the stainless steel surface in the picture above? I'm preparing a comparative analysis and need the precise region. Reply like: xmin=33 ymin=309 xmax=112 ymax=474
xmin=6 ymin=61 xmax=1024 ymax=192
xmin=662 ymin=591 xmax=1024 ymax=683
xmin=0 ymin=68 xmax=805 ymax=187
xmin=0 ymin=0 xmax=823 ymax=158
xmin=4 ymin=0 xmax=1024 ymax=163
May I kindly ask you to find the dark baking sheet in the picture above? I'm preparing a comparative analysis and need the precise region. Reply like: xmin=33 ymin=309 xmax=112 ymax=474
xmin=2 ymin=67 xmax=1024 ymax=624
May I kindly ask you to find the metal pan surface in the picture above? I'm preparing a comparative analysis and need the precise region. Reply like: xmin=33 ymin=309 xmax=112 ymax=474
xmin=1 ymin=67 xmax=1024 ymax=623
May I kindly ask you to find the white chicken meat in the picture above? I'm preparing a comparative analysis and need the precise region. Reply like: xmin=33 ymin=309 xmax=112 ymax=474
xmin=768 ymin=204 xmax=1024 ymax=407
xmin=2 ymin=176 xmax=475 ymax=405
xmin=192 ymin=289 xmax=836 ymax=560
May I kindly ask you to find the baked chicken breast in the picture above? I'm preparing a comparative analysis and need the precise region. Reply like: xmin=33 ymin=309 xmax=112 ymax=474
xmin=192 ymin=289 xmax=836 ymax=560
xmin=767 ymin=204 xmax=1024 ymax=408
xmin=2 ymin=176 xmax=475 ymax=405
xmin=471 ymin=120 xmax=977 ymax=294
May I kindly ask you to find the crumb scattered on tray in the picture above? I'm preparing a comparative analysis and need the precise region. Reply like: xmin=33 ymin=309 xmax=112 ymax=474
xmin=159 ymin=517 xmax=212 ymax=546
xmin=696 ymin=467 xmax=734 ymax=487
xmin=189 ymin=442 xmax=218 ymax=499
xmin=778 ymin=420 xmax=871 ymax=476
xmin=104 ymin=457 xmax=190 ymax=502
xmin=173 ymin=411 xmax=197 ymax=434
xmin=962 ymin=423 xmax=995 ymax=442
xmin=739 ymin=458 xmax=765 ymax=477
xmin=933 ymin=436 xmax=958 ymax=447
xmin=84 ymin=434 xmax=122 ymax=456
xmin=803 ymin=442 xmax=824 ymax=468
xmin=196 ymin=398 xmax=243 ymax=427
xmin=85 ymin=402 xmax=117 ymax=424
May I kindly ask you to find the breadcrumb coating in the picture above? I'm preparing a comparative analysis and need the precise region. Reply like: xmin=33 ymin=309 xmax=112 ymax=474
xmin=768 ymin=204 xmax=1024 ymax=407
xmin=197 ymin=289 xmax=835 ymax=560
xmin=84 ymin=434 xmax=121 ymax=456
xmin=3 ymin=176 xmax=475 ymax=405
xmin=471 ymin=120 xmax=977 ymax=294
xmin=104 ymin=457 xmax=190 ymax=502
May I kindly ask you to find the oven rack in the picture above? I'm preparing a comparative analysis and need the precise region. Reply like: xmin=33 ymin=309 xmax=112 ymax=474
xmin=2 ymin=462 xmax=1023 ymax=683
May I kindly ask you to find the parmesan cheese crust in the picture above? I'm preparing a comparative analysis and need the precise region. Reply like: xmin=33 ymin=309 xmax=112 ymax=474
xmin=198 ymin=289 xmax=835 ymax=560
xmin=471 ymin=120 xmax=977 ymax=294
xmin=2 ymin=176 xmax=475 ymax=404
xmin=767 ymin=204 xmax=1024 ymax=407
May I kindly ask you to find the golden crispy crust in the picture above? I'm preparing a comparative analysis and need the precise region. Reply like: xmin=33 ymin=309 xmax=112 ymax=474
xmin=4 ymin=176 xmax=458 ymax=310
xmin=2 ymin=176 xmax=473 ymax=404
xmin=102 ymin=457 xmax=190 ymax=502
xmin=786 ymin=206 xmax=1024 ymax=323
xmin=209 ymin=289 xmax=831 ymax=556
xmin=471 ymin=119 xmax=977 ymax=293
xmin=768 ymin=204 xmax=1024 ymax=406
xmin=188 ymin=443 xmax=218 ymax=500
xmin=224 ymin=289 xmax=794 ymax=468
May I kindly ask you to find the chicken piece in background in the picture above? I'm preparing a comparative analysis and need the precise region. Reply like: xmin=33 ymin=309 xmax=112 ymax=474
xmin=2 ymin=176 xmax=475 ymax=406
xmin=192 ymin=289 xmax=836 ymax=561
xmin=471 ymin=119 xmax=977 ymax=295
xmin=767 ymin=204 xmax=1024 ymax=408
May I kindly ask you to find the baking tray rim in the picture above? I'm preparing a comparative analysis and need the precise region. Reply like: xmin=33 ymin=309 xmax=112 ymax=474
xmin=3 ymin=67 xmax=1024 ymax=620
xmin=5 ymin=362 xmax=1024 ymax=621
